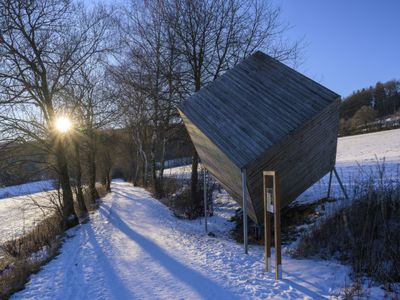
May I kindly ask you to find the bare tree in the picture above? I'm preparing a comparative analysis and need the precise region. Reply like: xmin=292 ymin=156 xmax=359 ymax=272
xmin=63 ymin=62 xmax=118 ymax=206
xmin=0 ymin=0 xmax=109 ymax=226
xmin=111 ymin=1 xmax=183 ymax=196
xmin=108 ymin=58 xmax=151 ymax=187
xmin=110 ymin=0 xmax=301 ymax=207
xmin=161 ymin=0 xmax=302 ymax=205
xmin=97 ymin=130 xmax=117 ymax=192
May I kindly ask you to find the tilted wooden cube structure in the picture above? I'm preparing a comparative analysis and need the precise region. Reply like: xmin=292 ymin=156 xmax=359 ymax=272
xmin=178 ymin=51 xmax=340 ymax=224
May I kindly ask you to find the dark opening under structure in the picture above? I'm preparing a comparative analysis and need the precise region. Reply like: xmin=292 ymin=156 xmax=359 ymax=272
xmin=178 ymin=51 xmax=340 ymax=225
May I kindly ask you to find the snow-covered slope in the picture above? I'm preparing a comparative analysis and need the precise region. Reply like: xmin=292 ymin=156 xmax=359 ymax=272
xmin=166 ymin=129 xmax=400 ymax=177
xmin=336 ymin=128 xmax=400 ymax=163
xmin=295 ymin=129 xmax=400 ymax=205
xmin=0 ymin=191 xmax=56 ymax=244
xmin=13 ymin=181 xmax=374 ymax=300
xmin=0 ymin=180 xmax=56 ymax=243
xmin=0 ymin=180 xmax=55 ymax=199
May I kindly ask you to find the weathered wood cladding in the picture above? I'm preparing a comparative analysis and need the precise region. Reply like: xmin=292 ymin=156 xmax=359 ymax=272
xmin=179 ymin=110 xmax=257 ymax=222
xmin=247 ymin=99 xmax=340 ymax=223
xmin=179 ymin=51 xmax=340 ymax=224
xmin=180 ymin=51 xmax=339 ymax=169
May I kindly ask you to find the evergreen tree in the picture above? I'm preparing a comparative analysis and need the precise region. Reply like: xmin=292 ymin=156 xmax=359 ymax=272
xmin=374 ymin=82 xmax=387 ymax=116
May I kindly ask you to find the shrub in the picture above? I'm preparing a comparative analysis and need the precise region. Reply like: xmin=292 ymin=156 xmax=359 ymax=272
xmin=81 ymin=183 xmax=108 ymax=212
xmin=294 ymin=181 xmax=400 ymax=284
xmin=171 ymin=187 xmax=208 ymax=219
xmin=95 ymin=183 xmax=108 ymax=198
xmin=158 ymin=172 xmax=217 ymax=220
xmin=0 ymin=214 xmax=63 ymax=299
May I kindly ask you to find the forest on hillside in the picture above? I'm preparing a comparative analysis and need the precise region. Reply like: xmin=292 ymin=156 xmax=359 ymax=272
xmin=339 ymin=80 xmax=400 ymax=135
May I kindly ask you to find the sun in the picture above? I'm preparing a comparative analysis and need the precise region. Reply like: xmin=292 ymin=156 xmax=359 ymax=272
xmin=54 ymin=116 xmax=72 ymax=133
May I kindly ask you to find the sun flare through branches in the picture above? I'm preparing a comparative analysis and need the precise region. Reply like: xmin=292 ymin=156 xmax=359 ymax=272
xmin=54 ymin=116 xmax=72 ymax=134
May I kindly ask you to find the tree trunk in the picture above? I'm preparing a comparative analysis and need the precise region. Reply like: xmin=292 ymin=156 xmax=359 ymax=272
xmin=190 ymin=77 xmax=201 ymax=204
xmin=191 ymin=146 xmax=199 ymax=205
xmin=55 ymin=143 xmax=78 ymax=228
xmin=106 ymin=169 xmax=111 ymax=192
xmin=140 ymin=148 xmax=148 ymax=187
xmin=150 ymin=131 xmax=159 ymax=197
xmin=142 ymin=158 xmax=147 ymax=187
xmin=158 ymin=137 xmax=167 ymax=197
xmin=133 ymin=149 xmax=140 ymax=186
xmin=74 ymin=141 xmax=87 ymax=216
xmin=87 ymin=138 xmax=99 ymax=206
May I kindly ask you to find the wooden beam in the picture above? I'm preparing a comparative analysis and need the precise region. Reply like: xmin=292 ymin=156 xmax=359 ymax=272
xmin=273 ymin=172 xmax=282 ymax=280
xmin=263 ymin=173 xmax=272 ymax=272
xmin=242 ymin=169 xmax=248 ymax=254
xmin=203 ymin=168 xmax=208 ymax=233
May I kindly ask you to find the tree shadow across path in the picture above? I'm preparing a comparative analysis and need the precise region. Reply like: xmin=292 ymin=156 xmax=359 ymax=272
xmin=102 ymin=206 xmax=239 ymax=299
xmin=82 ymin=224 xmax=139 ymax=299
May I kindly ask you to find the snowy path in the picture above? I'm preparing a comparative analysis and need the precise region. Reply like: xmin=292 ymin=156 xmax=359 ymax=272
xmin=13 ymin=180 xmax=356 ymax=300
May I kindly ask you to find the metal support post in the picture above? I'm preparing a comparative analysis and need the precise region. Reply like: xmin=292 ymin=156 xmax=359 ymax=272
xmin=333 ymin=167 xmax=349 ymax=200
xmin=327 ymin=169 xmax=333 ymax=199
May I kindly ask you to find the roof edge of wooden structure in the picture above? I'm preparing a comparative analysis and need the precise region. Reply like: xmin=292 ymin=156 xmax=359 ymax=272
xmin=252 ymin=51 xmax=341 ymax=99
xmin=243 ymin=95 xmax=341 ymax=170
xmin=178 ymin=51 xmax=341 ymax=170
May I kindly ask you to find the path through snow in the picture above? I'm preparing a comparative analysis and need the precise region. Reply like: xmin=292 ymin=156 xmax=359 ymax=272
xmin=12 ymin=180 xmax=364 ymax=300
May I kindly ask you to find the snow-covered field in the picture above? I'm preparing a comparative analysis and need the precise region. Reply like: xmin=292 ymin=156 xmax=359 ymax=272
xmin=336 ymin=129 xmax=400 ymax=163
xmin=12 ymin=180 xmax=377 ymax=300
xmin=0 ymin=181 xmax=57 ymax=244
xmin=0 ymin=192 xmax=57 ymax=245
xmin=0 ymin=180 xmax=54 ymax=199
xmin=295 ymin=129 xmax=400 ymax=205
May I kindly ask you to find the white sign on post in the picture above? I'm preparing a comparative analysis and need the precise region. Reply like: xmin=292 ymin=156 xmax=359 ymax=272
xmin=266 ymin=187 xmax=274 ymax=213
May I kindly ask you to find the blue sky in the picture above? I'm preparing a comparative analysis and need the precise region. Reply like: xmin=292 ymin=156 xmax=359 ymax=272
xmin=275 ymin=0 xmax=400 ymax=97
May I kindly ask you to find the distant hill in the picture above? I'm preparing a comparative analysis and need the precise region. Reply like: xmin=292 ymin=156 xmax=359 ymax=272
xmin=339 ymin=79 xmax=400 ymax=136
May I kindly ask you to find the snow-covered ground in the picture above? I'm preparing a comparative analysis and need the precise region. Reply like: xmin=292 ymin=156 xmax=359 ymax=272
xmin=2 ymin=129 xmax=400 ymax=298
xmin=164 ymin=163 xmax=194 ymax=180
xmin=0 ymin=180 xmax=56 ymax=244
xmin=295 ymin=129 xmax=400 ymax=205
xmin=0 ymin=180 xmax=55 ymax=199
xmin=0 ymin=190 xmax=57 ymax=245
xmin=336 ymin=128 xmax=400 ymax=163
xmin=13 ymin=180 xmax=384 ymax=300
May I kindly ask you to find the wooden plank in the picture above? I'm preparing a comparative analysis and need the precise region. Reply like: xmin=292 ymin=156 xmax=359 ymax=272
xmin=179 ymin=51 xmax=340 ymax=169
xmin=242 ymin=169 xmax=248 ymax=254
xmin=179 ymin=110 xmax=258 ymax=223
xmin=247 ymin=100 xmax=339 ymax=222
xmin=263 ymin=172 xmax=272 ymax=272
xmin=273 ymin=172 xmax=282 ymax=280
xmin=179 ymin=51 xmax=340 ymax=224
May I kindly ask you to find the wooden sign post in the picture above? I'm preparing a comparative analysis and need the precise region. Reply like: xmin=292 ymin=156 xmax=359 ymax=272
xmin=263 ymin=171 xmax=282 ymax=280
xmin=242 ymin=169 xmax=248 ymax=254
xmin=203 ymin=168 xmax=208 ymax=233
